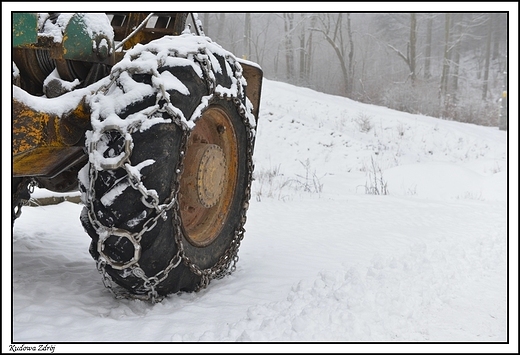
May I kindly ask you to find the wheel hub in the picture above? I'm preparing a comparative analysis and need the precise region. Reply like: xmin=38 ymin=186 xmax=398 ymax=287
xmin=181 ymin=143 xmax=227 ymax=209
xmin=179 ymin=106 xmax=238 ymax=247
xmin=195 ymin=144 xmax=227 ymax=208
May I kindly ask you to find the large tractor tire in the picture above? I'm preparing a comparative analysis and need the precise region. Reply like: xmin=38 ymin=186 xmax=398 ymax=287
xmin=79 ymin=35 xmax=256 ymax=301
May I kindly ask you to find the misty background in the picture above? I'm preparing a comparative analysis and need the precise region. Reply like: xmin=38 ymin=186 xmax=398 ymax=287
xmin=196 ymin=13 xmax=508 ymax=127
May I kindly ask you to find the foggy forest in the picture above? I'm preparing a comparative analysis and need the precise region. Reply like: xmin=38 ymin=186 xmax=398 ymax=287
xmin=197 ymin=13 xmax=508 ymax=127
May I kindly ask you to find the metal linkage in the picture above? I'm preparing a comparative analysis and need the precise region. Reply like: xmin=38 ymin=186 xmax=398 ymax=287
xmin=12 ymin=178 xmax=37 ymax=225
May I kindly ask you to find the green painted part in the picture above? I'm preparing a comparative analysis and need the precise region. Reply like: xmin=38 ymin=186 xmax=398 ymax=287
xmin=12 ymin=13 xmax=38 ymax=47
xmin=63 ymin=14 xmax=96 ymax=61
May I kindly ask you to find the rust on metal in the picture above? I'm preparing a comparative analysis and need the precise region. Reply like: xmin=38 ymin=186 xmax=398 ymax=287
xmin=240 ymin=61 xmax=263 ymax=124
xmin=13 ymin=98 xmax=57 ymax=155
xmin=13 ymin=97 xmax=90 ymax=177
xmin=182 ymin=143 xmax=227 ymax=209
xmin=12 ymin=13 xmax=38 ymax=47
xmin=13 ymin=146 xmax=86 ymax=178
xmin=179 ymin=106 xmax=238 ymax=247
xmin=59 ymin=98 xmax=91 ymax=145
xmin=196 ymin=144 xmax=227 ymax=208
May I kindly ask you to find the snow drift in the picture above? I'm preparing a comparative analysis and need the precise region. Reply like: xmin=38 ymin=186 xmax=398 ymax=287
xmin=7 ymin=77 xmax=514 ymax=351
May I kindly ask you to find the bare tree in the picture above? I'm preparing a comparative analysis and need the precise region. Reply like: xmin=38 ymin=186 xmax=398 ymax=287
xmin=283 ymin=13 xmax=295 ymax=81
xmin=439 ymin=13 xmax=452 ymax=109
xmin=482 ymin=13 xmax=492 ymax=100
xmin=305 ymin=15 xmax=317 ymax=81
xmin=298 ymin=14 xmax=306 ymax=82
xmin=492 ymin=13 xmax=503 ymax=60
xmin=346 ymin=13 xmax=355 ymax=91
xmin=313 ymin=13 xmax=355 ymax=96
xmin=387 ymin=13 xmax=417 ymax=85
xmin=451 ymin=13 xmax=463 ymax=104
xmin=216 ymin=13 xmax=225 ymax=39
xmin=249 ymin=14 xmax=276 ymax=66
xmin=203 ymin=13 xmax=210 ymax=34
xmin=243 ymin=13 xmax=251 ymax=59
xmin=424 ymin=14 xmax=433 ymax=79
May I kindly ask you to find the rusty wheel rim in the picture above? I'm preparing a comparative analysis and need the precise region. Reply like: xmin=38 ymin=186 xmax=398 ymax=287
xmin=179 ymin=106 xmax=239 ymax=247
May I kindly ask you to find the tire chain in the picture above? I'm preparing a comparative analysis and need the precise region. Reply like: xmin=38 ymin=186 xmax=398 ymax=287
xmin=12 ymin=178 xmax=37 ymax=225
xmin=85 ymin=43 xmax=255 ymax=303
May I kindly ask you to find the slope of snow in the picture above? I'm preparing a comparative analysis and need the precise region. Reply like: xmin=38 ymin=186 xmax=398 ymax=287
xmin=5 ymin=78 xmax=516 ymax=353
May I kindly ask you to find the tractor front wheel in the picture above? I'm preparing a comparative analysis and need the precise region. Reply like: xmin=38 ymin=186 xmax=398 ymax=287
xmin=79 ymin=35 xmax=255 ymax=300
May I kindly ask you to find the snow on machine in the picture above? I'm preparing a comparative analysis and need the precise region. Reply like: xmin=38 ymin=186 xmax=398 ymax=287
xmin=12 ymin=13 xmax=263 ymax=302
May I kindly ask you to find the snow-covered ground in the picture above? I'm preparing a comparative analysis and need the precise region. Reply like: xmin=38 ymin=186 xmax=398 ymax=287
xmin=5 ymin=78 xmax=517 ymax=352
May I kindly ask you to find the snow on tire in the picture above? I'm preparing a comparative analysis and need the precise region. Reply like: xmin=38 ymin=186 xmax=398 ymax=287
xmin=79 ymin=34 xmax=256 ymax=299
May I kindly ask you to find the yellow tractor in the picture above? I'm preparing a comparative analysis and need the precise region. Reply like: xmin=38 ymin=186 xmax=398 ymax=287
xmin=12 ymin=13 xmax=263 ymax=302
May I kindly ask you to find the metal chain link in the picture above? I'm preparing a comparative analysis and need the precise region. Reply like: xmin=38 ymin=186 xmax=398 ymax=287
xmin=175 ymin=55 xmax=255 ymax=292
xmin=12 ymin=178 xmax=37 ymax=224
xmin=85 ymin=39 xmax=256 ymax=302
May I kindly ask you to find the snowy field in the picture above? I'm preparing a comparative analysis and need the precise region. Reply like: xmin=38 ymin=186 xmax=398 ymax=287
xmin=5 ymin=78 xmax=517 ymax=352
